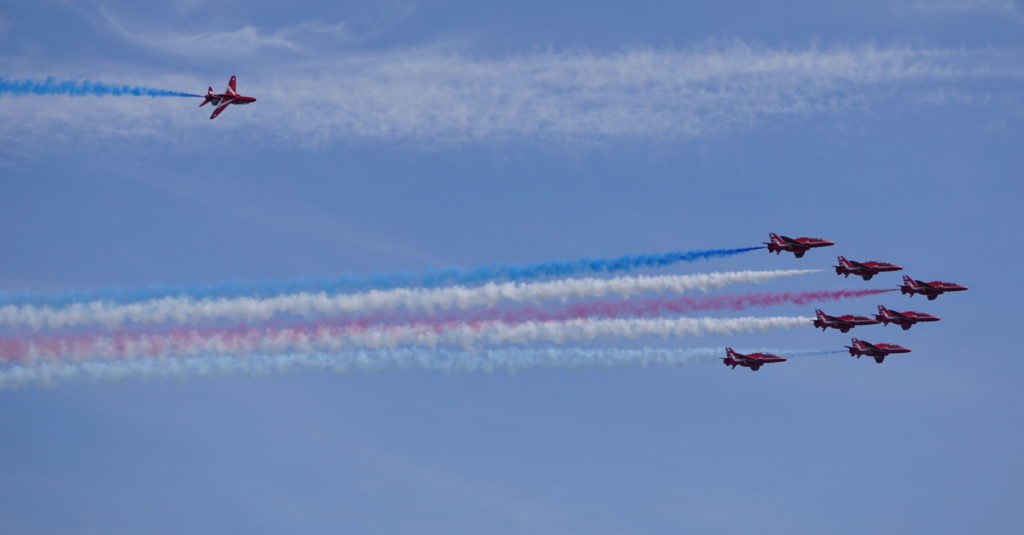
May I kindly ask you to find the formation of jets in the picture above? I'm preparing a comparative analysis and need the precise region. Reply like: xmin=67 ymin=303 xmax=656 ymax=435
xmin=199 ymin=76 xmax=256 ymax=120
xmin=723 ymin=233 xmax=967 ymax=371
xmin=186 ymin=81 xmax=964 ymax=371
xmin=189 ymin=79 xmax=964 ymax=370
xmin=188 ymin=82 xmax=964 ymax=371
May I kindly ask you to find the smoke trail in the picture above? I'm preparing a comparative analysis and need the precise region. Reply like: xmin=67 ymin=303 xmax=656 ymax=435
xmin=403 ymin=288 xmax=895 ymax=325
xmin=8 ymin=316 xmax=815 ymax=360
xmin=0 ymin=346 xmax=842 ymax=389
xmin=0 ymin=269 xmax=819 ymax=331
xmin=0 ymin=77 xmax=201 ymax=98
xmin=0 ymin=246 xmax=764 ymax=306
xmin=0 ymin=286 xmax=880 ymax=355
xmin=0 ymin=287 xmax=870 ymax=360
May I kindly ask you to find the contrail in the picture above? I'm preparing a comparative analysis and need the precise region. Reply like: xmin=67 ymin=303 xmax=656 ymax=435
xmin=0 ymin=269 xmax=819 ymax=331
xmin=0 ymin=246 xmax=764 ymax=306
xmin=0 ymin=346 xmax=842 ymax=389
xmin=7 ymin=316 xmax=814 ymax=360
xmin=0 ymin=77 xmax=201 ymax=98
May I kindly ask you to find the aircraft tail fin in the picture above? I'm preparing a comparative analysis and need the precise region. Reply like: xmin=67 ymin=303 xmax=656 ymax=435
xmin=834 ymin=256 xmax=848 ymax=275
xmin=199 ymin=87 xmax=214 ymax=107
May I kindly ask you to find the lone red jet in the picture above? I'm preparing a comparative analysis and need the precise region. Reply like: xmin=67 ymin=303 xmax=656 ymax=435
xmin=813 ymin=309 xmax=880 ymax=333
xmin=764 ymin=233 xmax=835 ymax=258
xmin=874 ymin=305 xmax=941 ymax=330
xmin=722 ymin=347 xmax=787 ymax=371
xmin=834 ymin=256 xmax=903 ymax=281
xmin=846 ymin=338 xmax=911 ymax=364
xmin=899 ymin=276 xmax=968 ymax=300
xmin=199 ymin=75 xmax=257 ymax=119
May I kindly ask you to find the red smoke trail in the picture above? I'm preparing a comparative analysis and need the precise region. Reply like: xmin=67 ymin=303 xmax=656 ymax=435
xmin=443 ymin=288 xmax=896 ymax=324
xmin=0 ymin=289 xmax=892 ymax=361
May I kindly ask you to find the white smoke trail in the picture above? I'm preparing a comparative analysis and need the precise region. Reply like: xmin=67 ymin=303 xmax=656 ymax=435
xmin=17 ymin=316 xmax=814 ymax=360
xmin=0 ymin=346 xmax=757 ymax=390
xmin=0 ymin=269 xmax=819 ymax=331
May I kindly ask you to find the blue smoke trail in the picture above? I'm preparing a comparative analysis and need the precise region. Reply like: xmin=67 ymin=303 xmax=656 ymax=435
xmin=0 ymin=76 xmax=201 ymax=98
xmin=0 ymin=246 xmax=765 ymax=306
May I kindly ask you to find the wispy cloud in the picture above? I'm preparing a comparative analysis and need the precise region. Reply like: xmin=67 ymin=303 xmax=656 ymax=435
xmin=99 ymin=9 xmax=350 ymax=57
xmin=0 ymin=42 xmax=1020 ymax=150
xmin=907 ymin=0 xmax=1024 ymax=19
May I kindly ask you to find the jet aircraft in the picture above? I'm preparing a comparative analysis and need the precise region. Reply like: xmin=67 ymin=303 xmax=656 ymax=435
xmin=722 ymin=347 xmax=787 ymax=371
xmin=813 ymin=309 xmax=879 ymax=333
xmin=899 ymin=276 xmax=968 ymax=300
xmin=834 ymin=256 xmax=903 ymax=280
xmin=846 ymin=338 xmax=911 ymax=364
xmin=764 ymin=233 xmax=835 ymax=258
xmin=199 ymin=75 xmax=257 ymax=119
xmin=874 ymin=305 xmax=941 ymax=330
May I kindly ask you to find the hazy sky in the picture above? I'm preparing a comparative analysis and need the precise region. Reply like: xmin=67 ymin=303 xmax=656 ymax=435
xmin=1 ymin=1 xmax=1022 ymax=533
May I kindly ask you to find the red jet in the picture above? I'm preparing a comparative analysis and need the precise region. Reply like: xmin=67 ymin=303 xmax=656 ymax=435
xmin=813 ymin=309 xmax=880 ymax=333
xmin=834 ymin=256 xmax=903 ymax=281
xmin=199 ymin=75 xmax=257 ymax=119
xmin=899 ymin=276 xmax=968 ymax=300
xmin=764 ymin=233 xmax=835 ymax=258
xmin=722 ymin=347 xmax=787 ymax=371
xmin=846 ymin=338 xmax=911 ymax=364
xmin=874 ymin=305 xmax=941 ymax=330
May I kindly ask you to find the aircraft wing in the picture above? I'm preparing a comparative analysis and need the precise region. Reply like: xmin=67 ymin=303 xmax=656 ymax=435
xmin=227 ymin=75 xmax=238 ymax=95
xmin=860 ymin=341 xmax=880 ymax=351
xmin=821 ymin=314 xmax=849 ymax=326
xmin=209 ymin=100 xmax=233 ymax=120
xmin=850 ymin=260 xmax=868 ymax=268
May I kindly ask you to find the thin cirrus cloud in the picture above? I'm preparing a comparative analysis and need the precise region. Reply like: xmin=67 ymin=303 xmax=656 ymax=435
xmin=905 ymin=0 xmax=1024 ymax=19
xmin=98 ymin=9 xmax=350 ymax=57
xmin=256 ymin=44 xmax=1021 ymax=145
xmin=0 ymin=40 xmax=1020 ymax=150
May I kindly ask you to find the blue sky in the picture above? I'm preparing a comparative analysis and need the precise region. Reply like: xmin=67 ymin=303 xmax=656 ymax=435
xmin=1 ymin=1 xmax=1022 ymax=533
